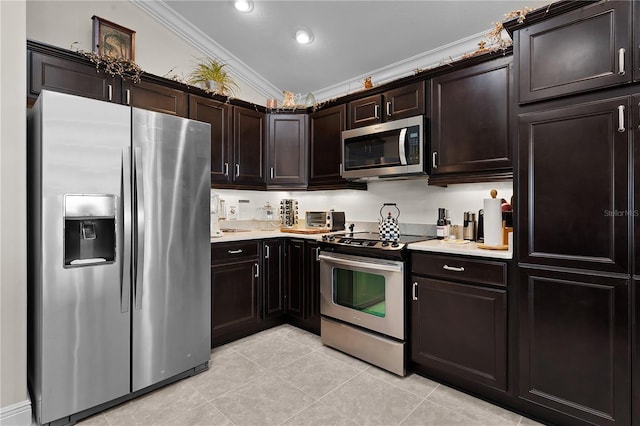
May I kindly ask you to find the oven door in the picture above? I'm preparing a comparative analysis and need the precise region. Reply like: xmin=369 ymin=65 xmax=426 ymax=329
xmin=319 ymin=252 xmax=405 ymax=340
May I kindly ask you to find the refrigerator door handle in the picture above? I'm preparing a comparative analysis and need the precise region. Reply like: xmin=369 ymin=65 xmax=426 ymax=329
xmin=121 ymin=148 xmax=132 ymax=313
xmin=133 ymin=147 xmax=145 ymax=310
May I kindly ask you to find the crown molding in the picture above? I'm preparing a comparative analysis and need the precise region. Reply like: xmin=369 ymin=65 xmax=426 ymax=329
xmin=132 ymin=0 xmax=492 ymax=105
xmin=131 ymin=0 xmax=281 ymax=101
xmin=311 ymin=30 xmax=488 ymax=102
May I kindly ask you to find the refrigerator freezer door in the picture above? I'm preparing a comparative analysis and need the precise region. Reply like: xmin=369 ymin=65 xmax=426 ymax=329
xmin=30 ymin=91 xmax=131 ymax=423
xmin=131 ymin=109 xmax=211 ymax=391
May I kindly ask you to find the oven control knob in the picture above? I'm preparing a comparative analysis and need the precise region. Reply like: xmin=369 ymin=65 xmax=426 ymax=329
xmin=381 ymin=240 xmax=389 ymax=247
xmin=328 ymin=235 xmax=336 ymax=241
xmin=321 ymin=235 xmax=328 ymax=241
xmin=391 ymin=241 xmax=400 ymax=248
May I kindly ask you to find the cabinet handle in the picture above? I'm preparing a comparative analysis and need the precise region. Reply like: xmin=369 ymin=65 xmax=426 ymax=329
xmin=374 ymin=104 xmax=380 ymax=120
xmin=315 ymin=247 xmax=320 ymax=261
xmin=386 ymin=101 xmax=392 ymax=117
xmin=618 ymin=105 xmax=625 ymax=133
xmin=224 ymin=162 xmax=229 ymax=177
xmin=412 ymin=282 xmax=418 ymax=301
xmin=235 ymin=163 xmax=240 ymax=177
xmin=265 ymin=245 xmax=270 ymax=259
xmin=443 ymin=265 xmax=465 ymax=272
xmin=228 ymin=249 xmax=243 ymax=254
xmin=254 ymin=262 xmax=260 ymax=278
xmin=432 ymin=152 xmax=438 ymax=169
xmin=339 ymin=163 xmax=343 ymax=175
xmin=270 ymin=167 xmax=274 ymax=180
xmin=618 ymin=48 xmax=626 ymax=76
xmin=107 ymin=84 xmax=113 ymax=101
xmin=126 ymin=89 xmax=131 ymax=105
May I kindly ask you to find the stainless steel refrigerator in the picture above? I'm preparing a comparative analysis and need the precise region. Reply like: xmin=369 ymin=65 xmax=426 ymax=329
xmin=27 ymin=90 xmax=211 ymax=425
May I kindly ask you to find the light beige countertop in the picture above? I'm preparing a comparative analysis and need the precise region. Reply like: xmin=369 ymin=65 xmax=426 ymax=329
xmin=210 ymin=229 xmax=329 ymax=243
xmin=408 ymin=239 xmax=513 ymax=260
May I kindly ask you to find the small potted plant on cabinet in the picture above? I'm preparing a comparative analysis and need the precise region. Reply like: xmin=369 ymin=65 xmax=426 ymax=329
xmin=188 ymin=58 xmax=238 ymax=96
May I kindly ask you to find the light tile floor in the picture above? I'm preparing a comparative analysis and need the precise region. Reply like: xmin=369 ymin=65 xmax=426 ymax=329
xmin=79 ymin=324 xmax=544 ymax=426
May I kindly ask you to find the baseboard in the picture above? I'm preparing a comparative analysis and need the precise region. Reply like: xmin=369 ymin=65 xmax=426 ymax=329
xmin=0 ymin=399 xmax=32 ymax=426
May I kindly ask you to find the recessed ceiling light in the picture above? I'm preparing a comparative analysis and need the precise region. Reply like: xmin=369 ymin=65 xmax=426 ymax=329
xmin=234 ymin=0 xmax=253 ymax=13
xmin=295 ymin=28 xmax=314 ymax=45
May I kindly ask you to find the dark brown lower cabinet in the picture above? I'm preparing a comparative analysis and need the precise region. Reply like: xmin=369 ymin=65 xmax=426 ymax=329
xmin=263 ymin=239 xmax=285 ymax=319
xmin=411 ymin=275 xmax=507 ymax=391
xmin=285 ymin=239 xmax=306 ymax=321
xmin=303 ymin=242 xmax=321 ymax=335
xmin=211 ymin=241 xmax=261 ymax=346
xmin=518 ymin=267 xmax=630 ymax=426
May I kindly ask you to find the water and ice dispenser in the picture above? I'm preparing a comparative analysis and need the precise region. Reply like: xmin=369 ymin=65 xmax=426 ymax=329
xmin=64 ymin=194 xmax=116 ymax=267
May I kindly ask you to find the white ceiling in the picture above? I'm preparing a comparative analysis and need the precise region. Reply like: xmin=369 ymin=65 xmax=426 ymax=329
xmin=136 ymin=1 xmax=550 ymax=101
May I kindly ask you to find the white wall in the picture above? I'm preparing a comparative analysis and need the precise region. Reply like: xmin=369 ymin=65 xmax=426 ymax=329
xmin=26 ymin=1 xmax=266 ymax=105
xmin=0 ymin=1 xmax=31 ymax=425
xmin=213 ymin=180 xmax=513 ymax=227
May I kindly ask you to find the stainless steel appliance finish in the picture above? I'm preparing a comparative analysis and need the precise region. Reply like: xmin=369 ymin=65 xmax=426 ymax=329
xmin=305 ymin=211 xmax=346 ymax=231
xmin=341 ymin=115 xmax=426 ymax=181
xmin=319 ymin=252 xmax=405 ymax=339
xmin=320 ymin=231 xmax=433 ymax=252
xmin=27 ymin=90 xmax=211 ymax=425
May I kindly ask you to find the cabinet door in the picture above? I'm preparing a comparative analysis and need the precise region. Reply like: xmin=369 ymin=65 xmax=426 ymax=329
xmin=123 ymin=80 xmax=187 ymax=117
xmin=518 ymin=96 xmax=631 ymax=274
xmin=348 ymin=94 xmax=382 ymax=128
xmin=263 ymin=240 xmax=284 ymax=319
xmin=431 ymin=57 xmax=511 ymax=176
xmin=267 ymin=114 xmax=308 ymax=186
xmin=304 ymin=242 xmax=321 ymax=335
xmin=635 ymin=3 xmax=640 ymax=82
xmin=383 ymin=81 xmax=425 ymax=121
xmin=634 ymin=278 xmax=640 ymax=423
xmin=517 ymin=1 xmax=631 ymax=103
xmin=233 ymin=107 xmax=266 ymax=185
xmin=28 ymin=50 xmax=120 ymax=103
xmin=285 ymin=239 xmax=305 ymax=320
xmin=309 ymin=105 xmax=347 ymax=185
xmin=634 ymin=94 xmax=640 ymax=275
xmin=211 ymin=260 xmax=260 ymax=344
xmin=189 ymin=95 xmax=231 ymax=184
xmin=518 ymin=267 xmax=630 ymax=426
xmin=411 ymin=276 xmax=507 ymax=391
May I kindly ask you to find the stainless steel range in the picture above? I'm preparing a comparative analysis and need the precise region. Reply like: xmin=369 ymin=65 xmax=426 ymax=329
xmin=318 ymin=231 xmax=435 ymax=376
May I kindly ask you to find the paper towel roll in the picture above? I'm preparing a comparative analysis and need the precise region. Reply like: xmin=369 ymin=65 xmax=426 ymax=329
xmin=483 ymin=198 xmax=503 ymax=246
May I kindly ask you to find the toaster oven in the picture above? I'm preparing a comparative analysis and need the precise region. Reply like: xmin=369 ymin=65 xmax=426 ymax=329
xmin=305 ymin=211 xmax=345 ymax=231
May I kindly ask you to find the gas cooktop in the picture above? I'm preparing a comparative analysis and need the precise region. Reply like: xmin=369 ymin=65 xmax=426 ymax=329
xmin=320 ymin=231 xmax=436 ymax=251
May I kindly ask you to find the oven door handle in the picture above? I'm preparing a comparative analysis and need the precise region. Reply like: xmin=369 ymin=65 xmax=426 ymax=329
xmin=318 ymin=254 xmax=403 ymax=272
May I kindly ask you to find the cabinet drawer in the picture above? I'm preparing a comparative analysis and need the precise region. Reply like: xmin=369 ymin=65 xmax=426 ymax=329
xmin=411 ymin=253 xmax=507 ymax=287
xmin=211 ymin=241 xmax=260 ymax=264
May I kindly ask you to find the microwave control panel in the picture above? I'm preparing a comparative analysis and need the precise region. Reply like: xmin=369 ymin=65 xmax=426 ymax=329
xmin=406 ymin=125 xmax=421 ymax=165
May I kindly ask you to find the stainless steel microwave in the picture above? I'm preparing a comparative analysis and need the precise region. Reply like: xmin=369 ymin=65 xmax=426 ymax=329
xmin=341 ymin=115 xmax=426 ymax=181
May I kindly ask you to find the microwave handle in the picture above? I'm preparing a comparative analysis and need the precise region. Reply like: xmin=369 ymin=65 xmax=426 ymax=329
xmin=398 ymin=128 xmax=408 ymax=165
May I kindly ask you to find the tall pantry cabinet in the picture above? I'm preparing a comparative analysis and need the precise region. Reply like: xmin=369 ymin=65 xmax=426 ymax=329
xmin=507 ymin=1 xmax=638 ymax=425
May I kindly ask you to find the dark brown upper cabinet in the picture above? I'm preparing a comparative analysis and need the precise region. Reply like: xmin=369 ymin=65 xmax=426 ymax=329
xmin=309 ymin=105 xmax=346 ymax=186
xmin=429 ymin=56 xmax=512 ymax=185
xmin=348 ymin=81 xmax=425 ymax=129
xmin=28 ymin=48 xmax=121 ymax=105
xmin=122 ymin=79 xmax=187 ymax=117
xmin=635 ymin=2 xmax=640 ymax=82
xmin=515 ymin=1 xmax=632 ymax=104
xmin=188 ymin=95 xmax=232 ymax=184
xmin=518 ymin=267 xmax=630 ymax=426
xmin=267 ymin=114 xmax=308 ymax=188
xmin=517 ymin=95 xmax=632 ymax=274
xmin=233 ymin=107 xmax=266 ymax=186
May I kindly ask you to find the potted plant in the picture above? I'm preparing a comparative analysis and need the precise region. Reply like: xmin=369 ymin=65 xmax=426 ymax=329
xmin=188 ymin=58 xmax=238 ymax=96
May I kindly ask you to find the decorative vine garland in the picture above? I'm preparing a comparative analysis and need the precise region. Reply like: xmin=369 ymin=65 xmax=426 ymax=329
xmin=71 ymin=42 xmax=144 ymax=83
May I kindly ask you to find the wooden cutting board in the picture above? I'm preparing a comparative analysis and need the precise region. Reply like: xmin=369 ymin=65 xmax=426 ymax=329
xmin=477 ymin=243 xmax=509 ymax=251
xmin=279 ymin=228 xmax=328 ymax=234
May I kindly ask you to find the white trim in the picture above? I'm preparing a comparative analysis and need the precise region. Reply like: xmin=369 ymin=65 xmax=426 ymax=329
xmin=130 ymin=0 xmax=282 ymax=101
xmin=312 ymin=31 xmax=488 ymax=102
xmin=131 ymin=0 xmax=492 ymax=104
xmin=0 ymin=399 xmax=32 ymax=426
